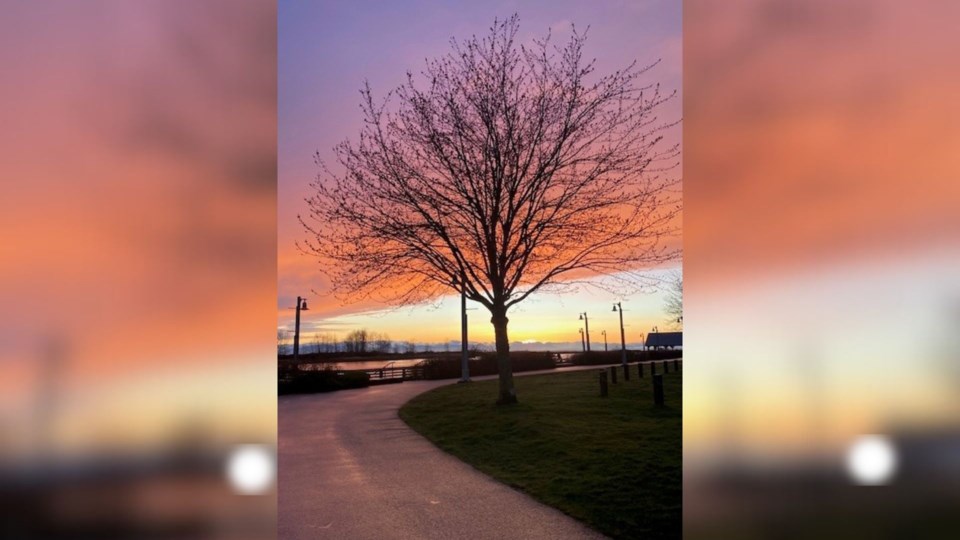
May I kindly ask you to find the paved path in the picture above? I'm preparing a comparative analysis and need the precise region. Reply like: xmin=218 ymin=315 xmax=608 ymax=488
xmin=278 ymin=367 xmax=611 ymax=539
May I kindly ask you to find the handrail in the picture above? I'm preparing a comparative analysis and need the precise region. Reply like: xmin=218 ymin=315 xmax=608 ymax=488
xmin=365 ymin=362 xmax=426 ymax=381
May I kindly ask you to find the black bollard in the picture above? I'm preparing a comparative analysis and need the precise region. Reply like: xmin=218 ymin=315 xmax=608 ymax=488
xmin=599 ymin=370 xmax=608 ymax=397
xmin=609 ymin=365 xmax=618 ymax=384
xmin=664 ymin=359 xmax=670 ymax=373
xmin=623 ymin=363 xmax=630 ymax=381
xmin=674 ymin=358 xmax=680 ymax=371
xmin=638 ymin=362 xmax=644 ymax=378
xmin=653 ymin=374 xmax=664 ymax=407
xmin=651 ymin=361 xmax=657 ymax=376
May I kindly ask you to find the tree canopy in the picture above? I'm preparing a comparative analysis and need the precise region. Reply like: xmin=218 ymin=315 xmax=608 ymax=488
xmin=302 ymin=15 xmax=680 ymax=403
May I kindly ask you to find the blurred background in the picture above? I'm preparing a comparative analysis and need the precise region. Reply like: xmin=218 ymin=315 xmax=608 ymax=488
xmin=0 ymin=1 xmax=276 ymax=538
xmin=685 ymin=0 xmax=960 ymax=537
xmin=4 ymin=0 xmax=960 ymax=537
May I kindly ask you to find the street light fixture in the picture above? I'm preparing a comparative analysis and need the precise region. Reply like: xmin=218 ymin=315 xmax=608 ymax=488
xmin=612 ymin=302 xmax=627 ymax=366
xmin=578 ymin=312 xmax=591 ymax=352
xmin=289 ymin=296 xmax=309 ymax=363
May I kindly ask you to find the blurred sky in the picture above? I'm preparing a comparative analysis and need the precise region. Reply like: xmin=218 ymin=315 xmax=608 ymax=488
xmin=278 ymin=0 xmax=682 ymax=345
xmin=0 ymin=0 xmax=276 ymax=459
xmin=683 ymin=5 xmax=960 ymax=534
xmin=684 ymin=0 xmax=960 ymax=461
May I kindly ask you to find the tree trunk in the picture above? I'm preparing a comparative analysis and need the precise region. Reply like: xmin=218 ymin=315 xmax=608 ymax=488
xmin=491 ymin=306 xmax=517 ymax=404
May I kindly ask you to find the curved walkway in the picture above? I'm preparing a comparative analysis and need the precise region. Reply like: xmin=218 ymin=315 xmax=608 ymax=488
xmin=278 ymin=367 xmax=610 ymax=539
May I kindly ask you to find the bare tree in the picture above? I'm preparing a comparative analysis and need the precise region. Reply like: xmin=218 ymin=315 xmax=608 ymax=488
xmin=303 ymin=16 xmax=680 ymax=403
xmin=343 ymin=329 xmax=369 ymax=354
xmin=371 ymin=332 xmax=392 ymax=353
xmin=277 ymin=329 xmax=289 ymax=357
xmin=664 ymin=272 xmax=683 ymax=328
xmin=317 ymin=332 xmax=337 ymax=353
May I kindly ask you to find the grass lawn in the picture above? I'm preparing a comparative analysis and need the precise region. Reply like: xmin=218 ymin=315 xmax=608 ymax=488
xmin=399 ymin=365 xmax=682 ymax=539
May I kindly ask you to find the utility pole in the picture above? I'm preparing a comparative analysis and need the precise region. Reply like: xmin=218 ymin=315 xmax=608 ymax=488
xmin=453 ymin=274 xmax=471 ymax=383
xmin=602 ymin=330 xmax=608 ymax=351
xmin=459 ymin=274 xmax=470 ymax=383
xmin=613 ymin=302 xmax=626 ymax=366
xmin=579 ymin=328 xmax=586 ymax=352
xmin=292 ymin=296 xmax=308 ymax=363
xmin=579 ymin=312 xmax=591 ymax=352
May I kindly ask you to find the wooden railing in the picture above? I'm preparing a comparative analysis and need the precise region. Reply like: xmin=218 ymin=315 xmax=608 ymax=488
xmin=361 ymin=363 xmax=426 ymax=382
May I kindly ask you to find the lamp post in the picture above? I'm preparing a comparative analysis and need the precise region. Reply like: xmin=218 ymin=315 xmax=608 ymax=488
xmin=291 ymin=296 xmax=309 ymax=363
xmin=612 ymin=302 xmax=626 ymax=366
xmin=602 ymin=330 xmax=608 ymax=352
xmin=578 ymin=312 xmax=591 ymax=352
xmin=452 ymin=274 xmax=471 ymax=383
xmin=579 ymin=328 xmax=586 ymax=352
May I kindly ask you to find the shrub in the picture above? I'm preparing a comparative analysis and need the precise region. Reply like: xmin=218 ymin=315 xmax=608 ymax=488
xmin=278 ymin=366 xmax=370 ymax=395
xmin=421 ymin=351 xmax=556 ymax=380
xmin=570 ymin=349 xmax=682 ymax=366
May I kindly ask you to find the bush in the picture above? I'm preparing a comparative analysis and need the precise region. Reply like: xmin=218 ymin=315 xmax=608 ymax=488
xmin=570 ymin=349 xmax=682 ymax=366
xmin=421 ymin=351 xmax=556 ymax=380
xmin=278 ymin=366 xmax=370 ymax=395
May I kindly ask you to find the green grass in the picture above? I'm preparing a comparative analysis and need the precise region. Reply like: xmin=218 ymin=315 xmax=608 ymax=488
xmin=399 ymin=367 xmax=682 ymax=539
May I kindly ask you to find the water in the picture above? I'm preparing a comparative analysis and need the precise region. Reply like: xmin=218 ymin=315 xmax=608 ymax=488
xmin=301 ymin=358 xmax=426 ymax=372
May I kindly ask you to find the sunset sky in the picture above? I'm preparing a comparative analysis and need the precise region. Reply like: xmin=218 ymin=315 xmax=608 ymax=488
xmin=0 ymin=1 xmax=277 ymax=459
xmin=278 ymin=0 xmax=682 ymax=346
xmin=682 ymin=0 xmax=960 ymax=467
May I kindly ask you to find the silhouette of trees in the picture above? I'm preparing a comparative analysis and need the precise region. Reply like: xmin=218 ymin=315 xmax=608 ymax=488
xmin=343 ymin=329 xmax=369 ymax=353
xmin=308 ymin=332 xmax=344 ymax=353
xmin=341 ymin=329 xmax=392 ymax=353
xmin=318 ymin=332 xmax=340 ymax=353
xmin=303 ymin=15 xmax=680 ymax=403
xmin=370 ymin=332 xmax=392 ymax=353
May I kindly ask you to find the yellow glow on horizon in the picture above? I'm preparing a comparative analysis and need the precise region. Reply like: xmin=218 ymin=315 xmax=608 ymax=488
xmin=277 ymin=271 xmax=680 ymax=347
xmin=684 ymin=248 xmax=960 ymax=460
xmin=47 ymin=359 xmax=275 ymax=456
